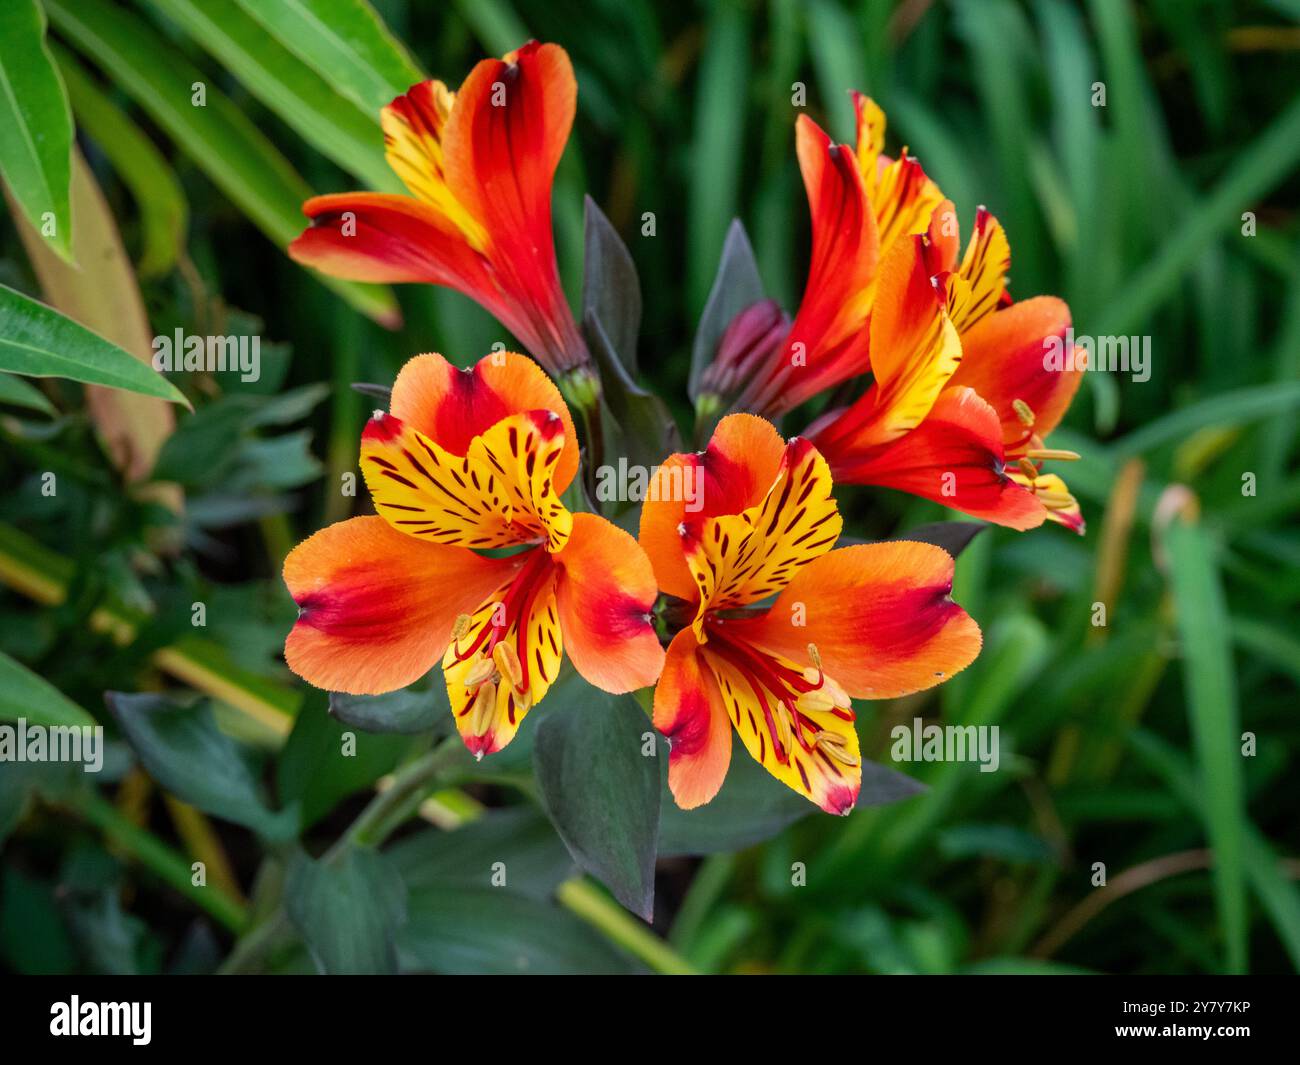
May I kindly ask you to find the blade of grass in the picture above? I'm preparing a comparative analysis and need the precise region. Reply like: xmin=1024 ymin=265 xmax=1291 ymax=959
xmin=806 ymin=0 xmax=867 ymax=141
xmin=1096 ymin=92 xmax=1300 ymax=336
xmin=234 ymin=0 xmax=424 ymax=114
xmin=66 ymin=790 xmax=248 ymax=932
xmin=688 ymin=0 xmax=749 ymax=315
xmin=142 ymin=0 xmax=398 ymax=191
xmin=1108 ymin=381 xmax=1300 ymax=460
xmin=1163 ymin=515 xmax=1247 ymax=973
xmin=1130 ymin=729 xmax=1300 ymax=970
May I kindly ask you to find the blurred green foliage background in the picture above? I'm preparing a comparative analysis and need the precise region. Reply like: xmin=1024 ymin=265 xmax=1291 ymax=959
xmin=1 ymin=0 xmax=1299 ymax=975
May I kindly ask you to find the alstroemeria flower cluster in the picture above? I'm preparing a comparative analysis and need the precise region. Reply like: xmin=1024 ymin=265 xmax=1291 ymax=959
xmin=285 ymin=40 xmax=1084 ymax=814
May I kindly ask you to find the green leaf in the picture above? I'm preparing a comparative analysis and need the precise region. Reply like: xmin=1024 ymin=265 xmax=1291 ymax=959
xmin=688 ymin=1 xmax=750 ymax=314
xmin=1097 ymin=89 xmax=1300 ymax=336
xmin=328 ymin=684 xmax=449 ymax=735
xmin=689 ymin=219 xmax=767 ymax=403
xmin=450 ymin=0 xmax=529 ymax=57
xmin=105 ymin=691 xmax=294 ymax=840
xmin=143 ymin=0 xmax=397 ymax=192
xmin=0 ymin=0 xmax=73 ymax=261
xmin=1164 ymin=517 xmax=1247 ymax=973
xmin=44 ymin=0 xmax=398 ymax=327
xmin=0 ymin=282 xmax=188 ymax=407
xmin=806 ymin=0 xmax=867 ymax=141
xmin=1108 ymin=381 xmax=1300 ymax=460
xmin=0 ymin=651 xmax=95 ymax=727
xmin=658 ymin=744 xmax=811 ymax=856
xmin=53 ymin=45 xmax=187 ymax=279
xmin=533 ymin=672 xmax=660 ymax=919
xmin=582 ymin=196 xmax=642 ymax=375
xmin=276 ymin=690 xmax=411 ymax=831
xmin=0 ymin=371 xmax=55 ymax=415
xmin=937 ymin=824 xmax=1055 ymax=863
xmin=0 ymin=868 xmax=78 ymax=974
xmin=285 ymin=846 xmax=407 ymax=975
xmin=234 ymin=0 xmax=424 ymax=115
xmin=399 ymin=886 xmax=639 ymax=974
xmin=586 ymin=312 xmax=682 ymax=473
xmin=1130 ymin=729 xmax=1300 ymax=972
xmin=387 ymin=808 xmax=575 ymax=900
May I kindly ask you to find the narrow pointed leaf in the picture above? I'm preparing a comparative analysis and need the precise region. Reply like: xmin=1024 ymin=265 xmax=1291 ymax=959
xmin=0 ymin=281 xmax=187 ymax=406
xmin=0 ymin=652 xmax=96 ymax=728
xmin=689 ymin=219 xmax=767 ymax=401
xmin=0 ymin=0 xmax=73 ymax=261
xmin=234 ymin=0 xmax=424 ymax=115
xmin=105 ymin=691 xmax=293 ymax=840
xmin=582 ymin=195 xmax=642 ymax=375
xmin=54 ymin=46 xmax=188 ymax=279
xmin=143 ymin=0 xmax=397 ymax=191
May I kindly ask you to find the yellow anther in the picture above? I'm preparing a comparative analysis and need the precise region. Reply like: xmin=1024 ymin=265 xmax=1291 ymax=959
xmin=1012 ymin=399 xmax=1035 ymax=427
xmin=492 ymin=641 xmax=524 ymax=691
xmin=462 ymin=656 xmax=496 ymax=688
xmin=451 ymin=614 xmax=473 ymax=641
xmin=800 ymin=686 xmax=837 ymax=713
xmin=815 ymin=731 xmax=861 ymax=767
xmin=469 ymin=682 xmax=497 ymax=737
xmin=806 ymin=642 xmax=823 ymax=671
xmin=824 ymin=674 xmax=852 ymax=710
xmin=1025 ymin=448 xmax=1080 ymax=462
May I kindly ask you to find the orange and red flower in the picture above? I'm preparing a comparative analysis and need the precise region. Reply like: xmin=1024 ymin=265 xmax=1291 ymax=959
xmin=721 ymin=93 xmax=1085 ymax=533
xmin=288 ymin=42 xmax=590 ymax=378
xmin=806 ymin=199 xmax=1086 ymax=533
xmin=639 ymin=415 xmax=982 ymax=813
xmin=710 ymin=97 xmax=948 ymax=419
xmin=283 ymin=351 xmax=663 ymax=757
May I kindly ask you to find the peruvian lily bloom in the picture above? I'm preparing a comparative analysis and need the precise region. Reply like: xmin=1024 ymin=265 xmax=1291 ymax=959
xmin=806 ymin=203 xmax=1087 ymax=534
xmin=288 ymin=42 xmax=592 ymax=381
xmin=718 ymin=93 xmax=1084 ymax=533
xmin=283 ymin=351 xmax=663 ymax=757
xmin=639 ymin=415 xmax=982 ymax=814
xmin=700 ymin=97 xmax=944 ymax=420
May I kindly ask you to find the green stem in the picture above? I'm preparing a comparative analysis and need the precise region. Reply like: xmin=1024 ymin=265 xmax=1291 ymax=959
xmin=337 ymin=739 xmax=463 ymax=853
xmin=559 ymin=367 xmax=605 ymax=499
xmin=216 ymin=910 xmax=292 ymax=975
xmin=68 ymin=790 xmax=247 ymax=933
xmin=555 ymin=879 xmax=697 ymax=975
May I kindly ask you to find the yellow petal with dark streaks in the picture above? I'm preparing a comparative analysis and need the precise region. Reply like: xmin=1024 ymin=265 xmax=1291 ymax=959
xmin=949 ymin=207 xmax=1010 ymax=335
xmin=681 ymin=437 xmax=841 ymax=631
xmin=442 ymin=547 xmax=565 ymax=758
xmin=702 ymin=641 xmax=861 ymax=815
xmin=360 ymin=409 xmax=572 ymax=552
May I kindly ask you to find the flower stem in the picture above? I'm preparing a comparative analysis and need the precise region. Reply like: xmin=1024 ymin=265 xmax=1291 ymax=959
xmin=330 ymin=738 xmax=463 ymax=855
xmin=555 ymin=879 xmax=697 ymax=975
